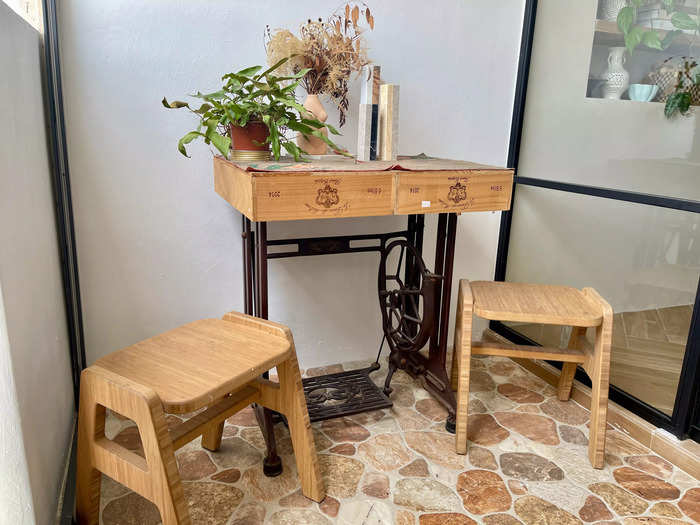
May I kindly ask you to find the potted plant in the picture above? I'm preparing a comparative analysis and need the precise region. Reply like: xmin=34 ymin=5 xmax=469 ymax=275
xmin=615 ymin=0 xmax=700 ymax=116
xmin=162 ymin=58 xmax=347 ymax=160
xmin=265 ymin=3 xmax=374 ymax=154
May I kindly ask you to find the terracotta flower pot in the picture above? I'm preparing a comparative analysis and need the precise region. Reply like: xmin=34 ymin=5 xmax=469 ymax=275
xmin=297 ymin=94 xmax=329 ymax=155
xmin=229 ymin=121 xmax=270 ymax=160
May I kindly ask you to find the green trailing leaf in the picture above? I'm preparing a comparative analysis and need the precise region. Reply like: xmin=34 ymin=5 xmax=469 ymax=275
xmin=177 ymin=131 xmax=203 ymax=157
xmin=661 ymin=29 xmax=683 ymax=49
xmin=324 ymin=123 xmax=340 ymax=136
xmin=625 ymin=26 xmax=644 ymax=54
xmin=670 ymin=11 xmax=698 ymax=30
xmin=163 ymin=97 xmax=189 ymax=109
xmin=237 ymin=65 xmax=263 ymax=78
xmin=641 ymin=31 xmax=663 ymax=50
xmin=617 ymin=7 xmax=635 ymax=34
xmin=194 ymin=103 xmax=213 ymax=114
xmin=208 ymin=132 xmax=231 ymax=157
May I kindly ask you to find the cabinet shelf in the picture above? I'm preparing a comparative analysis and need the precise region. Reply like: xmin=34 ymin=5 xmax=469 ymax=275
xmin=594 ymin=19 xmax=698 ymax=55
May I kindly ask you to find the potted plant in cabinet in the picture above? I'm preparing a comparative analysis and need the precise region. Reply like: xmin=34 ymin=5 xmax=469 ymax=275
xmin=163 ymin=58 xmax=348 ymax=160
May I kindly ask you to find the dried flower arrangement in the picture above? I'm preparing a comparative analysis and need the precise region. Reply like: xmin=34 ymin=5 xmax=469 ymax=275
xmin=266 ymin=3 xmax=375 ymax=127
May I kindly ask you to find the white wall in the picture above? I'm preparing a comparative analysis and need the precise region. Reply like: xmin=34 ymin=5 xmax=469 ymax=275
xmin=0 ymin=285 xmax=35 ymax=525
xmin=59 ymin=0 xmax=525 ymax=367
xmin=0 ymin=4 xmax=75 ymax=524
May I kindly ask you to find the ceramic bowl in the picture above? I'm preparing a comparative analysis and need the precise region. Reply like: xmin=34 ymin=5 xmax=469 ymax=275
xmin=628 ymin=84 xmax=659 ymax=102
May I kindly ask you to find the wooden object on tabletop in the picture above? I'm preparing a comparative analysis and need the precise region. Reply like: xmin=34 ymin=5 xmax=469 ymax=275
xmin=357 ymin=103 xmax=373 ymax=161
xmin=378 ymin=83 xmax=399 ymax=161
xmin=213 ymin=155 xmax=513 ymax=222
xmin=75 ymin=312 xmax=324 ymax=525
xmin=451 ymin=280 xmax=613 ymax=469
xmin=360 ymin=65 xmax=381 ymax=160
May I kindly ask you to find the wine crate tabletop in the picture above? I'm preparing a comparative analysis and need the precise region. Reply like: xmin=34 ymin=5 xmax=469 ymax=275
xmin=214 ymin=154 xmax=514 ymax=222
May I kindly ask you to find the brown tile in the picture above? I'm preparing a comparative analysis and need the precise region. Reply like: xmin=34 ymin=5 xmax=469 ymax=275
xmin=624 ymin=455 xmax=673 ymax=479
xmin=419 ymin=513 xmax=477 ymax=525
xmin=589 ymin=482 xmax=648 ymax=515
xmin=613 ymin=467 xmax=680 ymax=500
xmin=678 ymin=487 xmax=700 ymax=522
xmin=494 ymin=412 xmax=559 ymax=446
xmin=358 ymin=433 xmax=413 ymax=471
xmin=361 ymin=472 xmax=389 ymax=498
xmin=499 ymin=452 xmax=564 ymax=482
xmin=318 ymin=496 xmax=340 ymax=517
xmin=456 ymin=470 xmax=511 ymax=515
xmin=514 ymin=496 xmax=581 ymax=525
xmin=579 ymin=495 xmax=613 ymax=522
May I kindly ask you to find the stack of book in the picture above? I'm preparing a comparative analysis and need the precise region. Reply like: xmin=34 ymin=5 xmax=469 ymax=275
xmin=357 ymin=65 xmax=400 ymax=161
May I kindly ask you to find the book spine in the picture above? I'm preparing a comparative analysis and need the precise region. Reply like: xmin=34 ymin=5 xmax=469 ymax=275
xmin=379 ymin=84 xmax=399 ymax=161
xmin=369 ymin=104 xmax=379 ymax=161
xmin=357 ymin=103 xmax=372 ymax=161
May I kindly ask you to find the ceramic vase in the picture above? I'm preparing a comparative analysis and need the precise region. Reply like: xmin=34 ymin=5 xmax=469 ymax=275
xmin=297 ymin=94 xmax=329 ymax=155
xmin=598 ymin=0 xmax=627 ymax=21
xmin=602 ymin=47 xmax=630 ymax=99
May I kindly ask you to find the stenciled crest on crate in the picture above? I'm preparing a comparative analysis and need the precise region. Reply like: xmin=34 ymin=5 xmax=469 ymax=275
xmin=447 ymin=181 xmax=468 ymax=204
xmin=316 ymin=183 xmax=341 ymax=208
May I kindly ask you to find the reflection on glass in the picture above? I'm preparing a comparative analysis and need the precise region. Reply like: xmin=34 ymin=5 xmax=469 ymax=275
xmin=588 ymin=0 xmax=699 ymax=102
xmin=517 ymin=0 xmax=700 ymax=200
xmin=505 ymin=185 xmax=699 ymax=415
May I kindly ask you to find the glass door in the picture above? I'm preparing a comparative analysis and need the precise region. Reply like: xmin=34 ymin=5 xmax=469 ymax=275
xmin=497 ymin=0 xmax=700 ymax=438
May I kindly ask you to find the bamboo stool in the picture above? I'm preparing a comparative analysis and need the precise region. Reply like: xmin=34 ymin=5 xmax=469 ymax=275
xmin=75 ymin=311 xmax=324 ymax=525
xmin=451 ymin=280 xmax=613 ymax=469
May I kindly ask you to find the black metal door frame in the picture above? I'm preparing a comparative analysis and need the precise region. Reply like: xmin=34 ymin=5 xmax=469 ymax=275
xmin=494 ymin=0 xmax=700 ymax=441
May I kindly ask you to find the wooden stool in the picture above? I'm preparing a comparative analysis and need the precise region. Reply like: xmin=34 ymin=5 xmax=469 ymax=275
xmin=451 ymin=280 xmax=613 ymax=469
xmin=75 ymin=311 xmax=324 ymax=525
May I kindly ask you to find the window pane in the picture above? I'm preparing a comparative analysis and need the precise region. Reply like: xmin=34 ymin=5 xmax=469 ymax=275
xmin=506 ymin=185 xmax=699 ymax=415
xmin=518 ymin=0 xmax=700 ymax=201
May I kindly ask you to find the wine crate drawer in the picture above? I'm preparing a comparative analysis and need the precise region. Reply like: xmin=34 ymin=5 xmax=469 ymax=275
xmin=253 ymin=171 xmax=395 ymax=221
xmin=214 ymin=157 xmax=395 ymax=221
xmin=394 ymin=170 xmax=513 ymax=214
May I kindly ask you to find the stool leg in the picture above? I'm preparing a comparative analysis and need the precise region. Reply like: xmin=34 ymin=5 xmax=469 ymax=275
xmin=140 ymin=409 xmax=191 ymax=525
xmin=558 ymin=327 xmax=586 ymax=401
xmin=77 ymin=367 xmax=191 ymax=525
xmin=201 ymin=421 xmax=225 ymax=452
xmin=455 ymin=280 xmax=473 ymax=455
xmin=277 ymin=350 xmax=325 ymax=502
xmin=76 ymin=374 xmax=104 ymax=525
xmin=582 ymin=288 xmax=613 ymax=469
xmin=450 ymin=344 xmax=459 ymax=391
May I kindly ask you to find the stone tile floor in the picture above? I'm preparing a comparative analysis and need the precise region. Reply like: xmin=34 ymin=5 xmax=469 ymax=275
xmin=99 ymin=355 xmax=700 ymax=524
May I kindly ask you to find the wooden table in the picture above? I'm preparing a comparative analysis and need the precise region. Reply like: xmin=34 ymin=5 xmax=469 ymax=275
xmin=213 ymin=154 xmax=513 ymax=471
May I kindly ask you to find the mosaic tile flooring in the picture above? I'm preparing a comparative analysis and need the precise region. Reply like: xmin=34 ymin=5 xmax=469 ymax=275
xmin=99 ymin=355 xmax=700 ymax=524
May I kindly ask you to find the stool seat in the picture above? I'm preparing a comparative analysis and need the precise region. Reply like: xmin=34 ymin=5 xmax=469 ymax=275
xmin=95 ymin=318 xmax=291 ymax=414
xmin=470 ymin=281 xmax=603 ymax=327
